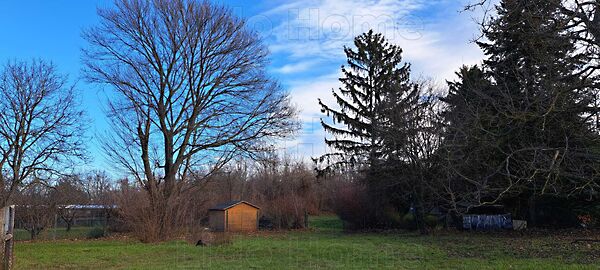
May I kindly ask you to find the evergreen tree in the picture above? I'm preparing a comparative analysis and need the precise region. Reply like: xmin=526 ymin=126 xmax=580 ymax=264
xmin=315 ymin=30 xmax=416 ymax=174
xmin=316 ymin=31 xmax=424 ymax=229
xmin=443 ymin=0 xmax=600 ymax=223
xmin=441 ymin=66 xmax=504 ymax=209
xmin=482 ymin=0 xmax=600 ymax=206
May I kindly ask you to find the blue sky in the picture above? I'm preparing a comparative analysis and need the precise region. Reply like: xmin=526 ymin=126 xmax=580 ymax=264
xmin=0 ymin=0 xmax=485 ymax=175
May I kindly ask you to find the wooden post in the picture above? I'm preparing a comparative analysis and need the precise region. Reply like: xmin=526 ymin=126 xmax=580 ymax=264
xmin=1 ymin=206 xmax=15 ymax=270
xmin=304 ymin=211 xmax=309 ymax=229
xmin=53 ymin=212 xmax=57 ymax=241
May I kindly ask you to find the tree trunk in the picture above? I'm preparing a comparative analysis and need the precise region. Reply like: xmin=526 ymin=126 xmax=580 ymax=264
xmin=147 ymin=189 xmax=172 ymax=242
xmin=412 ymin=173 xmax=430 ymax=235
xmin=411 ymin=184 xmax=429 ymax=235
xmin=413 ymin=199 xmax=429 ymax=235
xmin=528 ymin=194 xmax=537 ymax=228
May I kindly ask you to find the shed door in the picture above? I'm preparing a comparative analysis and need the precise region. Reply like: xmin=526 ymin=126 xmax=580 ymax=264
xmin=228 ymin=204 xmax=257 ymax=231
xmin=229 ymin=210 xmax=239 ymax=231
xmin=240 ymin=209 xmax=255 ymax=231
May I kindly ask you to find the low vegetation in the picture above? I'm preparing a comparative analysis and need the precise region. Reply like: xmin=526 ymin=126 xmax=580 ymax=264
xmin=13 ymin=227 xmax=97 ymax=242
xmin=14 ymin=216 xmax=600 ymax=269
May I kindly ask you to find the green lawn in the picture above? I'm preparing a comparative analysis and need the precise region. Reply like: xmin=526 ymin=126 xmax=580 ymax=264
xmin=14 ymin=216 xmax=600 ymax=269
xmin=14 ymin=227 xmax=98 ymax=241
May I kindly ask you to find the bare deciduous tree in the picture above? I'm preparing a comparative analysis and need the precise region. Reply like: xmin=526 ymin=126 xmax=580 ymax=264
xmin=14 ymin=183 xmax=56 ymax=240
xmin=51 ymin=176 xmax=88 ymax=232
xmin=82 ymin=171 xmax=116 ymax=231
xmin=0 ymin=60 xmax=86 ymax=207
xmin=82 ymin=171 xmax=114 ymax=205
xmin=380 ymin=82 xmax=444 ymax=234
xmin=83 ymin=0 xmax=297 ymax=241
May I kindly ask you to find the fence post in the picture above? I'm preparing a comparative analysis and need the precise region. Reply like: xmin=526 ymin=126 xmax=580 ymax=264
xmin=1 ymin=206 xmax=15 ymax=270
xmin=53 ymin=213 xmax=57 ymax=241
xmin=304 ymin=211 xmax=309 ymax=229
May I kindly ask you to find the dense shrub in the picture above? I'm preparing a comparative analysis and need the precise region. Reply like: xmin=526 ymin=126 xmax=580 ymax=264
xmin=260 ymin=195 xmax=307 ymax=229
xmin=331 ymin=179 xmax=442 ymax=232
xmin=424 ymin=215 xmax=439 ymax=228
xmin=207 ymin=157 xmax=324 ymax=230
xmin=332 ymin=183 xmax=378 ymax=230
xmin=400 ymin=213 xmax=416 ymax=230
xmin=115 ymin=179 xmax=207 ymax=242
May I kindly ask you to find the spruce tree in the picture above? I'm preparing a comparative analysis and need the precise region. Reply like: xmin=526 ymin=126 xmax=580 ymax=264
xmin=315 ymin=30 xmax=416 ymax=174
xmin=482 ymin=0 xmax=599 ymax=204
xmin=316 ymin=31 xmax=424 ymax=229
xmin=443 ymin=0 xmax=600 ymax=222
xmin=441 ymin=66 xmax=503 ymax=208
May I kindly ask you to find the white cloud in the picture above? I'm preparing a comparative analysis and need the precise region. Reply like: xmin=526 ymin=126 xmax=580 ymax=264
xmin=287 ymin=71 xmax=341 ymax=122
xmin=267 ymin=0 xmax=425 ymax=59
xmin=274 ymin=60 xmax=319 ymax=74
xmin=264 ymin=0 xmax=487 ymax=159
xmin=269 ymin=72 xmax=342 ymax=160
xmin=265 ymin=0 xmax=484 ymax=79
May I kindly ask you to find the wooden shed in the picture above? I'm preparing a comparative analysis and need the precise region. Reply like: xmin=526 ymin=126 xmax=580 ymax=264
xmin=208 ymin=200 xmax=260 ymax=232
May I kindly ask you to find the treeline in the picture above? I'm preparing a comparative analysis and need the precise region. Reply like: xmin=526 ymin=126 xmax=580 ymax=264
xmin=2 ymin=0 xmax=599 ymax=243
xmin=317 ymin=0 xmax=600 ymax=233
xmin=13 ymin=157 xmax=338 ymax=242
xmin=13 ymin=172 xmax=114 ymax=240
xmin=117 ymin=155 xmax=338 ymax=242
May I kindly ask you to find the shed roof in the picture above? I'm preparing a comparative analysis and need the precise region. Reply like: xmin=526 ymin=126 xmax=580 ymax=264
xmin=209 ymin=200 xmax=260 ymax=211
xmin=63 ymin=204 xmax=117 ymax=209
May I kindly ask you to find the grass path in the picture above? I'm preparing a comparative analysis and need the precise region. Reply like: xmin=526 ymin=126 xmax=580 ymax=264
xmin=14 ymin=216 xmax=600 ymax=269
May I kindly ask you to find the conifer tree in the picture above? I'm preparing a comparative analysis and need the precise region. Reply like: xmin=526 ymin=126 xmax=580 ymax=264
xmin=482 ymin=0 xmax=599 ymax=203
xmin=315 ymin=30 xmax=416 ymax=175
xmin=316 ymin=30 xmax=428 ymax=230
xmin=441 ymin=66 xmax=502 ymax=209
xmin=443 ymin=0 xmax=600 ymax=222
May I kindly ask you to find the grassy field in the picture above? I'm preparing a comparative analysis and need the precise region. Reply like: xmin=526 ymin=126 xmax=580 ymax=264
xmin=14 ymin=216 xmax=600 ymax=269
xmin=14 ymin=227 xmax=99 ymax=241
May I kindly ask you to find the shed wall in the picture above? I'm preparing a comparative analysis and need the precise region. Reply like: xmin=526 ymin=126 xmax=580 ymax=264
xmin=209 ymin=210 xmax=225 ymax=232
xmin=226 ymin=204 xmax=258 ymax=232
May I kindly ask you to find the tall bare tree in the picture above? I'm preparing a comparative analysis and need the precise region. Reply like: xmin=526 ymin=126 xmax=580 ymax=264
xmin=83 ymin=0 xmax=297 ymax=241
xmin=0 ymin=60 xmax=85 ymax=207
xmin=82 ymin=171 xmax=114 ymax=205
